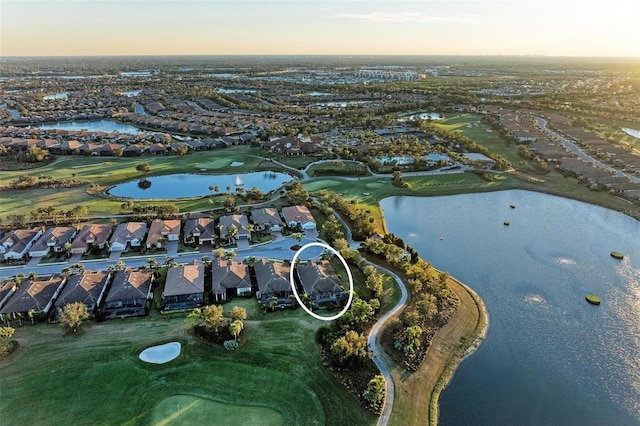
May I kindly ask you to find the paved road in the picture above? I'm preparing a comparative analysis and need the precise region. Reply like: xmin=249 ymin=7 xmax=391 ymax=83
xmin=0 ymin=236 xmax=322 ymax=280
xmin=332 ymin=210 xmax=409 ymax=426
xmin=535 ymin=117 xmax=640 ymax=184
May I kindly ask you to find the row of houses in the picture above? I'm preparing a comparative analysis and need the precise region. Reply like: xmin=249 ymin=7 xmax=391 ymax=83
xmin=0 ymin=257 xmax=347 ymax=321
xmin=0 ymin=205 xmax=317 ymax=261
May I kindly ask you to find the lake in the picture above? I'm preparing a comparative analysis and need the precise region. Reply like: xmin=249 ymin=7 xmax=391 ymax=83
xmin=380 ymin=190 xmax=640 ymax=425
xmin=622 ymin=127 xmax=640 ymax=139
xmin=107 ymin=171 xmax=293 ymax=199
xmin=37 ymin=119 xmax=143 ymax=134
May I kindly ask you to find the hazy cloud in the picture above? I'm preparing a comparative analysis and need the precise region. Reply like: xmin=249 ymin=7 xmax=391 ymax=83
xmin=334 ymin=12 xmax=479 ymax=24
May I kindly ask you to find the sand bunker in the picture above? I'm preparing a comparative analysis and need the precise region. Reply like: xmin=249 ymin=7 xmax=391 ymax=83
xmin=230 ymin=161 xmax=244 ymax=167
xmin=139 ymin=342 xmax=181 ymax=364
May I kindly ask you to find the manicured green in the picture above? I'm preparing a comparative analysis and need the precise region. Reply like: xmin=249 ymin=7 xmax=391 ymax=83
xmin=0 ymin=307 xmax=375 ymax=426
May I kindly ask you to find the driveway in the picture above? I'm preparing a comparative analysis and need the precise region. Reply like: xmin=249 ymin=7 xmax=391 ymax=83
xmin=166 ymin=241 xmax=178 ymax=256
xmin=26 ymin=256 xmax=42 ymax=268
xmin=108 ymin=250 xmax=121 ymax=261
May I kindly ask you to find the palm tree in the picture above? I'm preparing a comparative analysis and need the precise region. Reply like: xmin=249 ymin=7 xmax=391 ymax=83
xmin=147 ymin=258 xmax=159 ymax=270
xmin=28 ymin=271 xmax=38 ymax=281
xmin=115 ymin=260 xmax=125 ymax=271
xmin=201 ymin=256 xmax=211 ymax=267
xmin=266 ymin=296 xmax=278 ymax=312
xmin=28 ymin=309 xmax=35 ymax=325
xmin=208 ymin=185 xmax=214 ymax=197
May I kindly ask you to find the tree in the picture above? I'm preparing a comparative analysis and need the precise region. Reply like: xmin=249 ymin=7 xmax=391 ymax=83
xmin=224 ymin=249 xmax=236 ymax=260
xmin=230 ymin=306 xmax=247 ymax=321
xmin=330 ymin=330 xmax=370 ymax=366
xmin=136 ymin=162 xmax=150 ymax=175
xmin=27 ymin=271 xmax=38 ymax=281
xmin=213 ymin=247 xmax=225 ymax=259
xmin=63 ymin=242 xmax=72 ymax=257
xmin=290 ymin=232 xmax=303 ymax=243
xmin=58 ymin=302 xmax=90 ymax=333
xmin=202 ymin=304 xmax=224 ymax=333
xmin=175 ymin=146 xmax=189 ymax=156
xmin=365 ymin=271 xmax=384 ymax=298
xmin=0 ymin=326 xmax=16 ymax=357
xmin=226 ymin=224 xmax=238 ymax=242
xmin=229 ymin=319 xmax=244 ymax=341
xmin=266 ymin=296 xmax=278 ymax=312
xmin=157 ymin=203 xmax=179 ymax=219
xmin=115 ymin=260 xmax=125 ymax=271
xmin=362 ymin=375 xmax=386 ymax=412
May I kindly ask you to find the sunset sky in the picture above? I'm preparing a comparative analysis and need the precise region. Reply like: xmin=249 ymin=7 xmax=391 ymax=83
xmin=1 ymin=0 xmax=638 ymax=57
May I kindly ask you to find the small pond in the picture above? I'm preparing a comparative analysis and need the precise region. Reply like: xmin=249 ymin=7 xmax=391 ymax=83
xmin=43 ymin=92 xmax=68 ymax=100
xmin=107 ymin=171 xmax=293 ymax=199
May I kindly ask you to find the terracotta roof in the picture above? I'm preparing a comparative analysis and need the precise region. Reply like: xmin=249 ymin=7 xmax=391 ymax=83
xmin=0 ymin=274 xmax=66 ymax=314
xmin=164 ymin=261 xmax=205 ymax=296
xmin=211 ymin=258 xmax=250 ymax=295
xmin=254 ymin=259 xmax=291 ymax=295
xmin=281 ymin=205 xmax=315 ymax=225
xmin=146 ymin=219 xmax=181 ymax=245
xmin=54 ymin=270 xmax=110 ymax=308
xmin=106 ymin=269 xmax=153 ymax=302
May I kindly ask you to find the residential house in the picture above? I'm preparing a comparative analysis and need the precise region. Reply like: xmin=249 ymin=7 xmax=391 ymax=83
xmin=254 ymin=259 xmax=292 ymax=305
xmin=148 ymin=143 xmax=167 ymax=155
xmin=296 ymin=260 xmax=346 ymax=307
xmin=146 ymin=219 xmax=181 ymax=249
xmin=163 ymin=261 xmax=205 ymax=311
xmin=281 ymin=205 xmax=316 ymax=230
xmin=109 ymin=222 xmax=148 ymax=252
xmin=0 ymin=274 xmax=66 ymax=316
xmin=0 ymin=227 xmax=43 ymax=260
xmin=0 ymin=280 xmax=17 ymax=311
xmin=51 ymin=270 xmax=110 ymax=321
xmin=251 ymin=208 xmax=282 ymax=233
xmin=70 ymin=224 xmax=112 ymax=255
xmin=219 ymin=214 xmax=251 ymax=242
xmin=28 ymin=226 xmax=77 ymax=257
xmin=211 ymin=258 xmax=252 ymax=302
xmin=103 ymin=268 xmax=154 ymax=319
xmin=183 ymin=217 xmax=216 ymax=245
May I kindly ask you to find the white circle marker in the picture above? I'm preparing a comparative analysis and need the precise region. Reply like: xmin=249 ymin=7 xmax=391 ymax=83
xmin=289 ymin=242 xmax=354 ymax=321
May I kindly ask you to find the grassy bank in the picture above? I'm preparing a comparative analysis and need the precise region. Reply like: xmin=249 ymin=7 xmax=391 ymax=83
xmin=0 ymin=305 xmax=375 ymax=425
xmin=388 ymin=277 xmax=487 ymax=426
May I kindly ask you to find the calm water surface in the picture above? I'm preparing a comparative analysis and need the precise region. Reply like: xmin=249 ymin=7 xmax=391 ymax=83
xmin=380 ymin=190 xmax=640 ymax=425
xmin=37 ymin=119 xmax=143 ymax=134
xmin=108 ymin=171 xmax=292 ymax=199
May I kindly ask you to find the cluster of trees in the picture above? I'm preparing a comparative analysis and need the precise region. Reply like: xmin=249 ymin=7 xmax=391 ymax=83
xmin=121 ymin=203 xmax=179 ymax=220
xmin=362 ymin=234 xmax=459 ymax=371
xmin=284 ymin=180 xmax=312 ymax=206
xmin=30 ymin=205 xmax=88 ymax=226
xmin=0 ymin=326 xmax=16 ymax=359
xmin=3 ymin=174 xmax=86 ymax=191
xmin=316 ymin=191 xmax=375 ymax=240
xmin=185 ymin=305 xmax=247 ymax=348
xmin=391 ymin=170 xmax=408 ymax=188
xmin=0 ymin=145 xmax=51 ymax=170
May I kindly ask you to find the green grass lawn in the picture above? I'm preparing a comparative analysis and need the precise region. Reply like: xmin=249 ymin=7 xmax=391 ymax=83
xmin=0 ymin=147 xmax=284 ymax=219
xmin=150 ymin=395 xmax=284 ymax=426
xmin=0 ymin=306 xmax=375 ymax=425
xmin=433 ymin=113 xmax=523 ymax=165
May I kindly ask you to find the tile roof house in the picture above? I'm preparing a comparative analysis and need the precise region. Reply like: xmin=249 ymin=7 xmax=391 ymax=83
xmin=211 ymin=258 xmax=252 ymax=302
xmin=254 ymin=259 xmax=292 ymax=305
xmin=71 ymin=224 xmax=112 ymax=255
xmin=103 ymin=268 xmax=154 ymax=319
xmin=183 ymin=217 xmax=216 ymax=245
xmin=219 ymin=214 xmax=251 ymax=242
xmin=28 ymin=226 xmax=77 ymax=257
xmin=0 ymin=274 xmax=67 ymax=316
xmin=251 ymin=208 xmax=283 ymax=233
xmin=296 ymin=260 xmax=346 ymax=307
xmin=163 ymin=261 xmax=205 ymax=311
xmin=109 ymin=222 xmax=148 ymax=252
xmin=0 ymin=227 xmax=43 ymax=260
xmin=0 ymin=279 xmax=17 ymax=311
xmin=146 ymin=219 xmax=181 ymax=249
xmin=51 ymin=270 xmax=111 ymax=321
xmin=281 ymin=205 xmax=316 ymax=230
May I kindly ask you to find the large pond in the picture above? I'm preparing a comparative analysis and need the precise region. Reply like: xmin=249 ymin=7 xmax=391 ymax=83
xmin=622 ymin=127 xmax=640 ymax=139
xmin=107 ymin=171 xmax=293 ymax=199
xmin=37 ymin=119 xmax=143 ymax=134
xmin=380 ymin=190 xmax=640 ymax=425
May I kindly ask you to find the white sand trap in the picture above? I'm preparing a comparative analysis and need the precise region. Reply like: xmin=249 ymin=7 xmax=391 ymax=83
xmin=139 ymin=342 xmax=181 ymax=364
xmin=230 ymin=161 xmax=244 ymax=167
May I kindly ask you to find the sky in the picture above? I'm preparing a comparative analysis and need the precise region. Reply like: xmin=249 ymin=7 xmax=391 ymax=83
xmin=1 ymin=0 xmax=639 ymax=57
